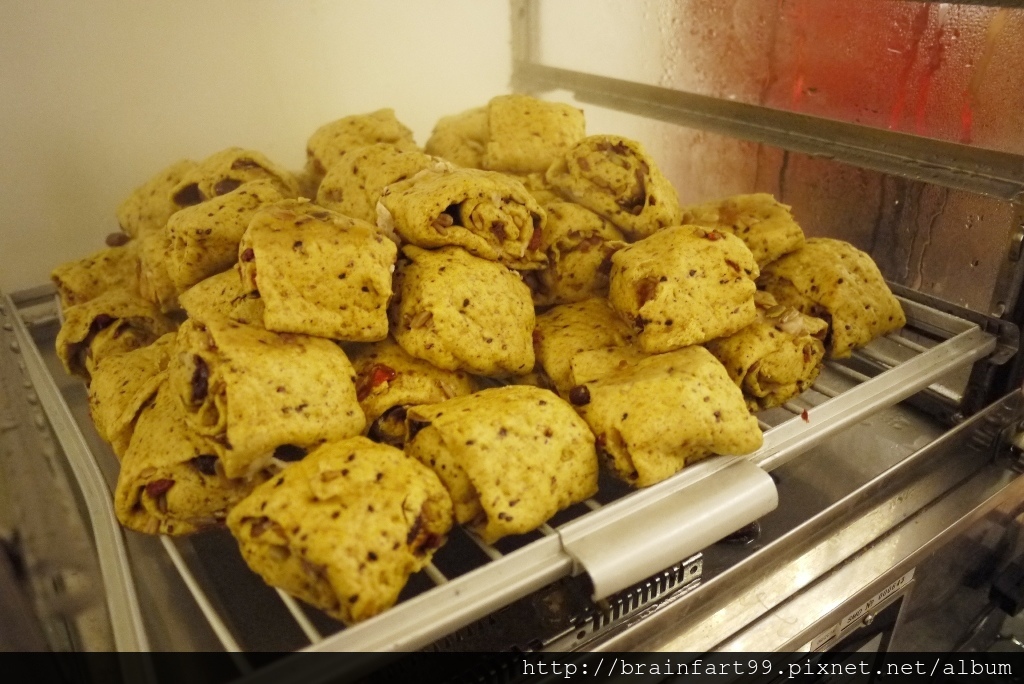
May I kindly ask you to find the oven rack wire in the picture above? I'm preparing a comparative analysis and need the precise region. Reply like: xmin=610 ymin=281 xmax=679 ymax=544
xmin=3 ymin=289 xmax=999 ymax=655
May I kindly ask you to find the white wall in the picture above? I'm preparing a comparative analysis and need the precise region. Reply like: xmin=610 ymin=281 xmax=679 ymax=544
xmin=0 ymin=0 xmax=511 ymax=293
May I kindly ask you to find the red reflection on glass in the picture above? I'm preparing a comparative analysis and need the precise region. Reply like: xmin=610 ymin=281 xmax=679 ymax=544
xmin=760 ymin=0 xmax=1021 ymax=152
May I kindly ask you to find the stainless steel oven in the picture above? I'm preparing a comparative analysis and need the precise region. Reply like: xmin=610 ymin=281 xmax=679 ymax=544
xmin=2 ymin=0 xmax=1024 ymax=676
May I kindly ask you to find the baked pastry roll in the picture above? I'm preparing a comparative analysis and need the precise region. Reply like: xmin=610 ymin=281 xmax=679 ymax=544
xmin=51 ymin=242 xmax=140 ymax=309
xmin=424 ymin=106 xmax=488 ymax=168
xmin=167 ymin=316 xmax=365 ymax=479
xmin=166 ymin=180 xmax=284 ymax=292
xmin=137 ymin=227 xmax=180 ymax=313
xmin=178 ymin=270 xmax=246 ymax=321
xmin=238 ymin=200 xmax=397 ymax=341
xmin=115 ymin=383 xmax=259 ymax=536
xmin=170 ymin=147 xmax=298 ymax=209
xmin=534 ymin=298 xmax=634 ymax=396
xmin=116 ymin=159 xmax=196 ymax=238
xmin=178 ymin=270 xmax=265 ymax=327
xmin=526 ymin=201 xmax=627 ymax=307
xmin=305 ymin=109 xmax=418 ymax=182
xmin=378 ymin=167 xmax=546 ymax=270
xmin=568 ymin=345 xmax=650 ymax=387
xmin=481 ymin=94 xmax=586 ymax=174
xmin=608 ymin=224 xmax=759 ymax=353
xmin=316 ymin=143 xmax=436 ymax=224
xmin=705 ymin=292 xmax=828 ymax=411
xmin=56 ymin=289 xmax=175 ymax=381
xmin=516 ymin=172 xmax=561 ymax=206
xmin=348 ymin=337 xmax=477 ymax=447
xmin=545 ymin=135 xmax=682 ymax=240
xmin=88 ymin=333 xmax=175 ymax=458
xmin=423 ymin=95 xmax=586 ymax=175
xmin=571 ymin=346 xmax=763 ymax=487
xmin=227 ymin=436 xmax=453 ymax=625
xmin=758 ymin=238 xmax=906 ymax=358
xmin=680 ymin=193 xmax=805 ymax=268
xmin=391 ymin=246 xmax=535 ymax=377
xmin=405 ymin=385 xmax=598 ymax=544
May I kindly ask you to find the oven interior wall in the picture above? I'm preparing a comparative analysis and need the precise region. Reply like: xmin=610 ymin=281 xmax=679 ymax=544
xmin=0 ymin=1 xmax=512 ymax=294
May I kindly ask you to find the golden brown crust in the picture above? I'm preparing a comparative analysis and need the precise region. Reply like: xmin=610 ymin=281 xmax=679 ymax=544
xmin=55 ymin=288 xmax=175 ymax=381
xmin=166 ymin=316 xmax=365 ymax=478
xmin=316 ymin=143 xmax=437 ymax=224
xmin=169 ymin=147 xmax=298 ymax=210
xmin=238 ymin=200 xmax=397 ymax=341
xmin=608 ymin=225 xmax=759 ymax=353
xmin=390 ymin=246 xmax=535 ymax=377
xmin=227 ymin=436 xmax=453 ymax=624
xmin=680 ymin=193 xmax=805 ymax=267
xmin=758 ymin=238 xmax=905 ymax=358
xmin=481 ymin=94 xmax=586 ymax=174
xmin=114 ymin=381 xmax=259 ymax=536
xmin=136 ymin=226 xmax=180 ymax=313
xmin=379 ymin=166 xmax=547 ymax=270
xmin=88 ymin=333 xmax=175 ymax=458
xmin=704 ymin=292 xmax=827 ymax=411
xmin=51 ymin=243 xmax=141 ymax=309
xmin=573 ymin=346 xmax=763 ymax=487
xmin=348 ymin=337 xmax=478 ymax=446
xmin=534 ymin=298 xmax=634 ymax=396
xmin=405 ymin=385 xmax=597 ymax=544
xmin=424 ymin=106 xmax=488 ymax=169
xmin=177 ymin=270 xmax=247 ymax=322
xmin=546 ymin=135 xmax=682 ymax=240
xmin=116 ymin=159 xmax=196 ymax=239
xmin=527 ymin=201 xmax=626 ymax=307
xmin=305 ymin=109 xmax=418 ymax=182
xmin=166 ymin=180 xmax=284 ymax=292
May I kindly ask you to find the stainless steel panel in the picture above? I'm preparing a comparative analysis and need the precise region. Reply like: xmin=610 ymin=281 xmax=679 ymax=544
xmin=0 ymin=293 xmax=113 ymax=651
xmin=4 ymin=291 xmax=148 ymax=651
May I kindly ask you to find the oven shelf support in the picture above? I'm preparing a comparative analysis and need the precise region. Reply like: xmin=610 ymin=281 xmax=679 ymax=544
xmin=511 ymin=62 xmax=1024 ymax=202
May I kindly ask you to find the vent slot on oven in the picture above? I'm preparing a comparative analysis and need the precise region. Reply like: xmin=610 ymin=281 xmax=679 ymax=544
xmin=4 ymin=285 xmax=1007 ymax=654
xmin=427 ymin=553 xmax=703 ymax=653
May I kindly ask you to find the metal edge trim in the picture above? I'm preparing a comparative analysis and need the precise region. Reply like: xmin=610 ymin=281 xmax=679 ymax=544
xmin=5 ymin=293 xmax=149 ymax=651
xmin=755 ymin=324 xmax=996 ymax=472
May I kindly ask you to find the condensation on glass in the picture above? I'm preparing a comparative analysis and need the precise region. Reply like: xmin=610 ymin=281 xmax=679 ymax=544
xmin=534 ymin=0 xmax=1024 ymax=316
xmin=537 ymin=0 xmax=1024 ymax=154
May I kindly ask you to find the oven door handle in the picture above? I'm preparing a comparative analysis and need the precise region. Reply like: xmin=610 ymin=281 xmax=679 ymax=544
xmin=559 ymin=455 xmax=778 ymax=600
